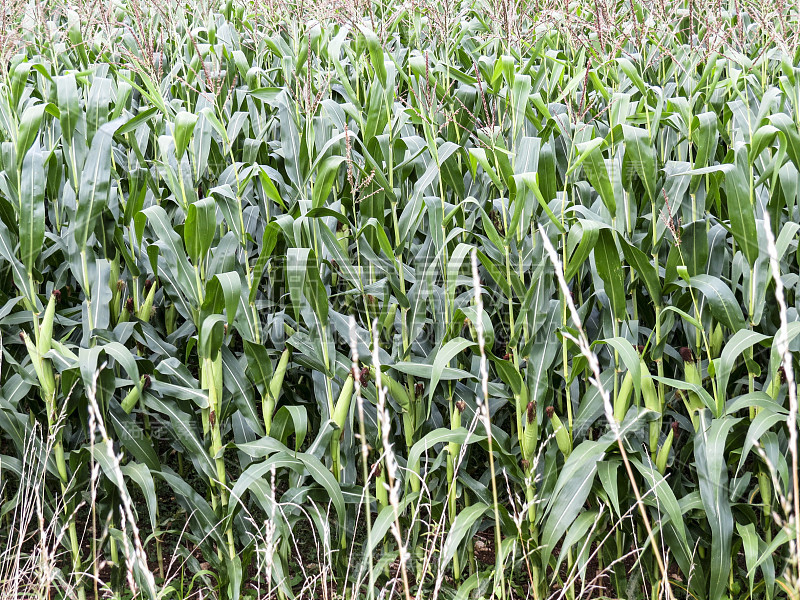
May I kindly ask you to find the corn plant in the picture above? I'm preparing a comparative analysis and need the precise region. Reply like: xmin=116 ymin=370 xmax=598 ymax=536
xmin=1 ymin=0 xmax=800 ymax=599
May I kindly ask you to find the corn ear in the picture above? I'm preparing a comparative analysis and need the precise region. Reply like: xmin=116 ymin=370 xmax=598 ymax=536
xmin=200 ymin=359 xmax=211 ymax=436
xmin=54 ymin=440 xmax=69 ymax=482
xmin=23 ymin=332 xmax=56 ymax=404
xmin=547 ymin=406 xmax=571 ymax=457
xmin=375 ymin=462 xmax=388 ymax=509
xmin=765 ymin=371 xmax=782 ymax=400
xmin=613 ymin=370 xmax=634 ymax=423
xmin=165 ymin=302 xmax=177 ymax=335
xmin=331 ymin=373 xmax=355 ymax=481
xmin=402 ymin=411 xmax=415 ymax=449
xmin=640 ymin=361 xmax=659 ymax=412
xmin=109 ymin=258 xmax=120 ymax=323
xmin=710 ymin=323 xmax=723 ymax=358
xmin=448 ymin=400 xmax=464 ymax=457
xmin=522 ymin=402 xmax=538 ymax=462
xmin=120 ymin=297 xmax=133 ymax=323
xmin=264 ymin=348 xmax=291 ymax=434
xmin=370 ymin=366 xmax=411 ymax=412
xmin=138 ymin=280 xmax=158 ymax=322
xmin=121 ymin=375 xmax=150 ymax=414
xmin=51 ymin=338 xmax=79 ymax=362
xmin=337 ymin=225 xmax=350 ymax=253
xmin=683 ymin=360 xmax=704 ymax=429
xmin=270 ymin=348 xmax=291 ymax=403
xmin=640 ymin=360 xmax=660 ymax=453
xmin=38 ymin=292 xmax=57 ymax=354
xmin=109 ymin=256 xmax=119 ymax=294
xmin=332 ymin=373 xmax=355 ymax=430
xmin=22 ymin=332 xmax=45 ymax=384
xmin=656 ymin=423 xmax=676 ymax=474
xmin=212 ymin=352 xmax=223 ymax=410
xmin=758 ymin=470 xmax=772 ymax=516
xmin=383 ymin=302 xmax=397 ymax=333
xmin=121 ymin=383 xmax=141 ymax=414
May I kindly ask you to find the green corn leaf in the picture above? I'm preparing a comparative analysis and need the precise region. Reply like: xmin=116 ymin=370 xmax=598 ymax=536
xmin=716 ymin=330 xmax=768 ymax=396
xmin=580 ymin=139 xmax=616 ymax=216
xmin=688 ymin=274 xmax=746 ymax=332
xmin=145 ymin=395 xmax=216 ymax=480
xmin=541 ymin=441 xmax=606 ymax=561
xmin=55 ymin=74 xmax=80 ymax=144
xmin=184 ymin=197 xmax=216 ymax=264
xmin=736 ymin=409 xmax=786 ymax=474
xmin=121 ymin=462 xmax=158 ymax=532
xmin=694 ymin=415 xmax=738 ymax=600
xmin=691 ymin=112 xmax=719 ymax=170
xmin=428 ymin=337 xmax=476 ymax=405
xmin=173 ymin=111 xmax=198 ymax=159
xmin=622 ymin=124 xmax=658 ymax=202
xmin=441 ymin=503 xmax=489 ymax=568
xmin=594 ymin=229 xmax=626 ymax=319
xmin=565 ymin=219 xmax=601 ymax=281
xmin=199 ymin=314 xmax=226 ymax=360
xmin=16 ymin=103 xmax=46 ymax=164
xmin=74 ymin=120 xmax=120 ymax=250
xmin=618 ymin=236 xmax=662 ymax=304
xmin=723 ymin=143 xmax=759 ymax=267
xmin=18 ymin=147 xmax=45 ymax=275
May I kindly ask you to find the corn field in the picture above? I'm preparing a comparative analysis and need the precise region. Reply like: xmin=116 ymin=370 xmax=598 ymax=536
xmin=0 ymin=0 xmax=800 ymax=598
